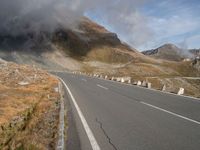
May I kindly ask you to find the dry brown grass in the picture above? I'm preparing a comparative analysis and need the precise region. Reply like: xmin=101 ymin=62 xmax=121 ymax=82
xmin=85 ymin=47 xmax=133 ymax=64
xmin=79 ymin=17 xmax=109 ymax=34
xmin=0 ymin=62 xmax=60 ymax=149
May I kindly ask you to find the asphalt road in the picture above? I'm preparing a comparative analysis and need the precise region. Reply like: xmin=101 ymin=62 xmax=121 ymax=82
xmin=56 ymin=72 xmax=200 ymax=150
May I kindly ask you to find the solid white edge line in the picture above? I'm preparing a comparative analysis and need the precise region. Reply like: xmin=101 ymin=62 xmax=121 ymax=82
xmin=140 ymin=101 xmax=200 ymax=125
xmin=56 ymin=82 xmax=65 ymax=150
xmin=59 ymin=77 xmax=101 ymax=150
xmin=97 ymin=84 xmax=108 ymax=90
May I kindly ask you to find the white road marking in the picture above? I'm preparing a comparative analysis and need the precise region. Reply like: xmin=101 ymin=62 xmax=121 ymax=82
xmin=81 ymin=79 xmax=87 ymax=82
xmin=97 ymin=84 xmax=108 ymax=90
xmin=140 ymin=101 xmax=200 ymax=125
xmin=59 ymin=78 xmax=101 ymax=150
xmin=56 ymin=83 xmax=65 ymax=150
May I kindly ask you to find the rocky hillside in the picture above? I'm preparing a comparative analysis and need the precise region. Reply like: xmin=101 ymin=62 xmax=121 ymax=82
xmin=52 ymin=17 xmax=143 ymax=63
xmin=0 ymin=59 xmax=61 ymax=149
xmin=142 ymin=44 xmax=185 ymax=61
xmin=0 ymin=17 xmax=199 ymax=98
xmin=0 ymin=17 xmax=144 ymax=70
xmin=142 ymin=44 xmax=200 ymax=61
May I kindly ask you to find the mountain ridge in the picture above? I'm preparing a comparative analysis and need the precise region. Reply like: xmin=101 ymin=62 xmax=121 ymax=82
xmin=142 ymin=43 xmax=185 ymax=61
xmin=142 ymin=43 xmax=200 ymax=61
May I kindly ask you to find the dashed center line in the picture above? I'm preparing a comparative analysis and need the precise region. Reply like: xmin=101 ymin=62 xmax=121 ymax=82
xmin=97 ymin=84 xmax=108 ymax=90
xmin=81 ymin=79 xmax=87 ymax=82
xmin=140 ymin=101 xmax=200 ymax=125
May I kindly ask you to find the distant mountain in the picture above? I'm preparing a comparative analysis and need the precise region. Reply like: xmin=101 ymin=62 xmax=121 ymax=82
xmin=142 ymin=44 xmax=184 ymax=61
xmin=189 ymin=49 xmax=200 ymax=57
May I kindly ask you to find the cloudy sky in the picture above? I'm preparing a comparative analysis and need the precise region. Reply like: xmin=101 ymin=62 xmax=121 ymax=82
xmin=0 ymin=0 xmax=199 ymax=51
xmin=86 ymin=0 xmax=200 ymax=50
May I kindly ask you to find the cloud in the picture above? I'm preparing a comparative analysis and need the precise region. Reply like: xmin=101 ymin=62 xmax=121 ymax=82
xmin=137 ymin=0 xmax=200 ymax=50
xmin=184 ymin=34 xmax=200 ymax=49
xmin=86 ymin=0 xmax=152 ymax=47
xmin=0 ymin=0 xmax=152 ymax=48
xmin=1 ymin=0 xmax=199 ymax=50
xmin=0 ymin=0 xmax=85 ymax=36
xmin=149 ymin=15 xmax=200 ymax=39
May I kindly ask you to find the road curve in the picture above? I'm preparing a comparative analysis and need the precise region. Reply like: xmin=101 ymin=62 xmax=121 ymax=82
xmin=55 ymin=72 xmax=200 ymax=150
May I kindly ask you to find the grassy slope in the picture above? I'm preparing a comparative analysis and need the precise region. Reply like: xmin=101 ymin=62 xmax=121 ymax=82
xmin=0 ymin=62 xmax=60 ymax=149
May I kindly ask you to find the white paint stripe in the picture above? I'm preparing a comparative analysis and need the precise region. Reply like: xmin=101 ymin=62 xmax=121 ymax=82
xmin=59 ymin=78 xmax=101 ymax=150
xmin=81 ymin=79 xmax=87 ymax=82
xmin=56 ymin=82 xmax=65 ymax=150
xmin=140 ymin=101 xmax=200 ymax=125
xmin=97 ymin=84 xmax=108 ymax=90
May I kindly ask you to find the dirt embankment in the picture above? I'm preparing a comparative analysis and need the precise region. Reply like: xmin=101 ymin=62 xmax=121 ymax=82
xmin=0 ymin=59 xmax=61 ymax=149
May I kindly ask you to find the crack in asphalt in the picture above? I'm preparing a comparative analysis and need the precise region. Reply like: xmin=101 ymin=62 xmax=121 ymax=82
xmin=95 ymin=118 xmax=118 ymax=150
